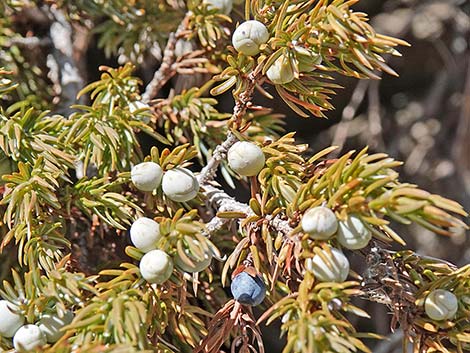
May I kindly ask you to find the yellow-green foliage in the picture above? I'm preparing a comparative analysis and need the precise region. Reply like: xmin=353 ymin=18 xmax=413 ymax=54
xmin=0 ymin=1 xmax=468 ymax=353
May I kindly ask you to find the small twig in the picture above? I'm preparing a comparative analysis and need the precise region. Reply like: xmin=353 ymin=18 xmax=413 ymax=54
xmin=202 ymin=184 xmax=293 ymax=237
xmin=142 ymin=14 xmax=190 ymax=102
xmin=359 ymin=244 xmax=463 ymax=351
xmin=199 ymin=67 xmax=289 ymax=237
xmin=196 ymin=65 xmax=276 ymax=239
xmin=265 ymin=214 xmax=293 ymax=237
xmin=19 ymin=5 xmax=52 ymax=26
xmin=198 ymin=69 xmax=262 ymax=185
xmin=6 ymin=36 xmax=52 ymax=48
xmin=197 ymin=133 xmax=238 ymax=185
xmin=141 ymin=32 xmax=177 ymax=102
xmin=231 ymin=68 xmax=264 ymax=128
xmin=202 ymin=184 xmax=252 ymax=237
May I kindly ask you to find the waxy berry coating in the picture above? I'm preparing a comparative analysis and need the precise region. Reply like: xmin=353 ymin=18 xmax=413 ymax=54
xmin=231 ymin=272 xmax=266 ymax=306
xmin=38 ymin=310 xmax=74 ymax=343
xmin=13 ymin=324 xmax=46 ymax=352
xmin=139 ymin=249 xmax=174 ymax=284
xmin=131 ymin=162 xmax=163 ymax=192
xmin=232 ymin=20 xmax=269 ymax=56
xmin=0 ymin=300 xmax=24 ymax=338
xmin=301 ymin=206 xmax=338 ymax=240
xmin=306 ymin=247 xmax=349 ymax=283
xmin=162 ymin=167 xmax=199 ymax=202
xmin=294 ymin=45 xmax=322 ymax=72
xmin=174 ymin=239 xmax=212 ymax=273
xmin=227 ymin=141 xmax=265 ymax=176
xmin=425 ymin=289 xmax=458 ymax=321
xmin=266 ymin=56 xmax=295 ymax=85
xmin=174 ymin=39 xmax=194 ymax=57
xmin=336 ymin=214 xmax=372 ymax=250
xmin=130 ymin=217 xmax=161 ymax=253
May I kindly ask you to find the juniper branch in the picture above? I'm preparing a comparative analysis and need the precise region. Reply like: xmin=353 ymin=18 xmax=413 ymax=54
xmin=200 ymin=68 xmax=289 ymax=236
xmin=198 ymin=69 xmax=262 ymax=184
xmin=202 ymin=183 xmax=251 ymax=236
xmin=6 ymin=37 xmax=51 ymax=48
xmin=142 ymin=14 xmax=190 ymax=103
xmin=202 ymin=183 xmax=292 ymax=237
xmin=197 ymin=133 xmax=238 ymax=185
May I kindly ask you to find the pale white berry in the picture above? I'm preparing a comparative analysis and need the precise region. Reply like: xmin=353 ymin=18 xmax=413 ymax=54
xmin=266 ymin=56 xmax=295 ymax=85
xmin=301 ymin=206 xmax=338 ymax=240
xmin=0 ymin=300 xmax=24 ymax=337
xmin=424 ymin=289 xmax=458 ymax=321
xmin=305 ymin=247 xmax=349 ymax=283
xmin=38 ymin=310 xmax=74 ymax=343
xmin=232 ymin=20 xmax=269 ymax=56
xmin=129 ymin=101 xmax=151 ymax=124
xmin=131 ymin=162 xmax=163 ymax=192
xmin=203 ymin=0 xmax=233 ymax=15
xmin=162 ymin=168 xmax=199 ymax=202
xmin=139 ymin=249 xmax=174 ymax=284
xmin=13 ymin=324 xmax=46 ymax=352
xmin=336 ymin=215 xmax=372 ymax=250
xmin=227 ymin=141 xmax=265 ymax=176
xmin=174 ymin=239 xmax=212 ymax=273
xmin=130 ymin=217 xmax=161 ymax=253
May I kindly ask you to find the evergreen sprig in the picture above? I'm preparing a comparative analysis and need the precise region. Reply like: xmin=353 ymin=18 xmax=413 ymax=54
xmin=0 ymin=107 xmax=74 ymax=173
xmin=72 ymin=175 xmax=143 ymax=230
xmin=0 ymin=2 xmax=468 ymax=353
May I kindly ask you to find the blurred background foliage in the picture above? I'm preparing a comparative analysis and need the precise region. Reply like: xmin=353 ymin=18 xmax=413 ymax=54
xmin=0 ymin=0 xmax=469 ymax=352
xmin=304 ymin=0 xmax=470 ymax=265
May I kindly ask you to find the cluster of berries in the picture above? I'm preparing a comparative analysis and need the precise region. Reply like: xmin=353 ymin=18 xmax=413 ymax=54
xmin=0 ymin=300 xmax=73 ymax=352
xmin=130 ymin=217 xmax=214 ymax=284
xmin=129 ymin=141 xmax=266 ymax=301
xmin=131 ymin=162 xmax=199 ymax=202
xmin=232 ymin=20 xmax=321 ymax=84
xmin=131 ymin=141 xmax=265 ymax=201
xmin=227 ymin=142 xmax=267 ymax=306
xmin=300 ymin=207 xmax=462 ymax=321
xmin=129 ymin=141 xmax=265 ymax=285
xmin=300 ymin=206 xmax=371 ymax=282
